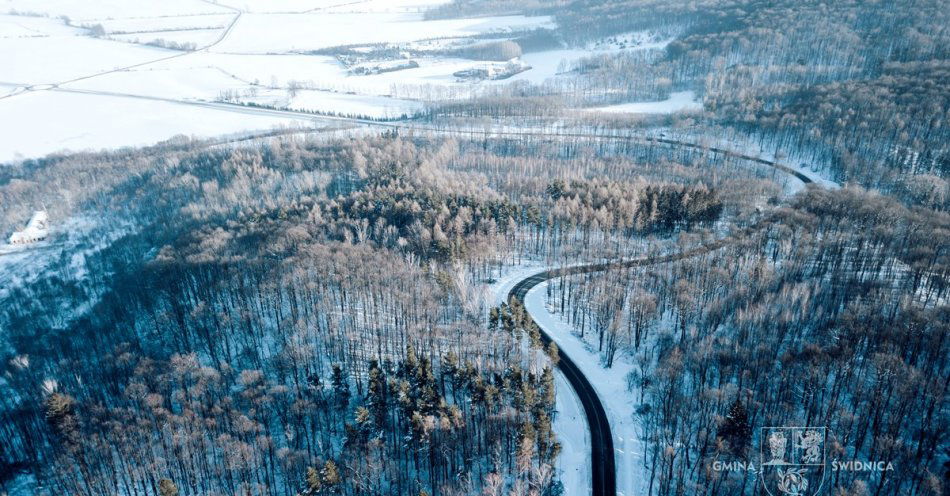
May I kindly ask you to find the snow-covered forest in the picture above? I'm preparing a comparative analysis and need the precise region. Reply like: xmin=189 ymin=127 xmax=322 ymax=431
xmin=0 ymin=0 xmax=947 ymax=495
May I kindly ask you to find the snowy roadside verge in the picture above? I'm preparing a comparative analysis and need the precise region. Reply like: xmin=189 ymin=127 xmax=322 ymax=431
xmin=487 ymin=263 xmax=593 ymax=496
xmin=524 ymin=282 xmax=648 ymax=496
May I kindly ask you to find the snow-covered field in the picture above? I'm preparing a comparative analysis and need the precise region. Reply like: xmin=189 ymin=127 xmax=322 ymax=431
xmin=0 ymin=89 xmax=312 ymax=161
xmin=0 ymin=0 xmax=688 ymax=162
xmin=0 ymin=12 xmax=78 ymax=37
xmin=246 ymin=89 xmax=424 ymax=118
xmin=3 ymin=0 xmax=231 ymax=20
xmin=0 ymin=0 xmax=544 ymax=160
xmin=214 ymin=12 xmax=553 ymax=53
xmin=91 ymin=14 xmax=234 ymax=34
xmin=0 ymin=26 xmax=168 ymax=83
xmin=111 ymin=27 xmax=222 ymax=48
xmin=223 ymin=0 xmax=448 ymax=14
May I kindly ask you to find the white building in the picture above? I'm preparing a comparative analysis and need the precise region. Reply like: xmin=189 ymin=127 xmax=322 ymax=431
xmin=8 ymin=211 xmax=49 ymax=245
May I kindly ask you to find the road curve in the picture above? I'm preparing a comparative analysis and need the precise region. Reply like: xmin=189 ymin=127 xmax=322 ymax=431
xmin=509 ymin=274 xmax=615 ymax=496
xmin=1 ymin=83 xmax=817 ymax=493
xmin=508 ymin=176 xmax=813 ymax=496
xmin=10 ymin=84 xmax=819 ymax=189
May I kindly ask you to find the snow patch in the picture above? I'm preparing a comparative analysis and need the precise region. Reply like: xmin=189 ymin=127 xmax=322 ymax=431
xmin=587 ymin=91 xmax=702 ymax=115
xmin=586 ymin=31 xmax=673 ymax=52
xmin=0 ymin=90 xmax=312 ymax=162
xmin=6 ymin=211 xmax=49 ymax=245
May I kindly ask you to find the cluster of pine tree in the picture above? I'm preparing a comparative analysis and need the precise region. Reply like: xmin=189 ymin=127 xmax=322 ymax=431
xmin=3 ymin=342 xmax=559 ymax=495
xmin=545 ymin=178 xmax=723 ymax=233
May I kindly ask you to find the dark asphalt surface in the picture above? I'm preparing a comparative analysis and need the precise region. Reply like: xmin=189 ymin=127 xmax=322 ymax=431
xmin=507 ymin=169 xmax=812 ymax=496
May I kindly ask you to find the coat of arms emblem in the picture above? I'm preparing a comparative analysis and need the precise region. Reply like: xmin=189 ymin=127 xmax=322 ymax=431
xmin=760 ymin=427 xmax=827 ymax=496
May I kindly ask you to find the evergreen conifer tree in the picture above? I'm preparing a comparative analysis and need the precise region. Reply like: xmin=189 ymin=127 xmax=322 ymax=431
xmin=718 ymin=397 xmax=752 ymax=458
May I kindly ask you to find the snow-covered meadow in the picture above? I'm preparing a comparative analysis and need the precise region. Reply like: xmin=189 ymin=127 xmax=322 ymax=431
xmin=0 ymin=0 xmax=539 ymax=160
xmin=0 ymin=0 xmax=687 ymax=162
xmin=213 ymin=12 xmax=554 ymax=53
xmin=0 ymin=89 xmax=312 ymax=161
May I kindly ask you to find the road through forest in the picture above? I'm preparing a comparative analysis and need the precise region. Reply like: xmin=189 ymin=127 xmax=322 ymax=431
xmin=8 ymin=86 xmax=820 ymax=189
xmin=1 ymin=89 xmax=818 ymax=495
xmin=507 ymin=167 xmax=813 ymax=496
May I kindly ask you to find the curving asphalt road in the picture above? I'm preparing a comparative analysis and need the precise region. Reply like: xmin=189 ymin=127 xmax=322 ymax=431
xmin=507 ymin=169 xmax=813 ymax=496
xmin=0 ymin=85 xmax=823 ymax=191
xmin=510 ymin=272 xmax=615 ymax=495
xmin=0 ymin=83 xmax=816 ymax=493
